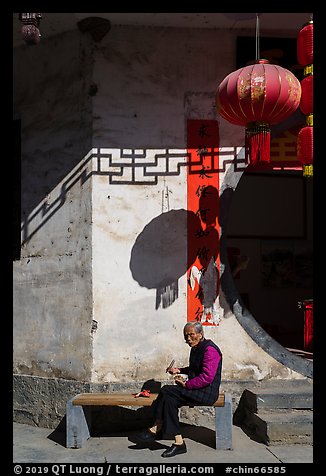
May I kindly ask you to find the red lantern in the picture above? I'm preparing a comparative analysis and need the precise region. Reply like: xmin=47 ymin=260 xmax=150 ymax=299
xmin=297 ymin=21 xmax=313 ymax=66
xmin=297 ymin=118 xmax=313 ymax=177
xmin=216 ymin=59 xmax=301 ymax=165
xmin=297 ymin=19 xmax=313 ymax=177
xmin=300 ymin=74 xmax=313 ymax=115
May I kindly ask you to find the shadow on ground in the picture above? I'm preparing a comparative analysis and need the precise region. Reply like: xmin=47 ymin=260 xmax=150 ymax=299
xmin=48 ymin=416 xmax=216 ymax=450
xmin=127 ymin=432 xmax=169 ymax=452
xmin=47 ymin=416 xmax=67 ymax=447
xmin=181 ymin=423 xmax=216 ymax=449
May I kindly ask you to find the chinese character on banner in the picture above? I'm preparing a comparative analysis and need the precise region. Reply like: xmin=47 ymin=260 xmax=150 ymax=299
xmin=186 ymin=119 xmax=221 ymax=326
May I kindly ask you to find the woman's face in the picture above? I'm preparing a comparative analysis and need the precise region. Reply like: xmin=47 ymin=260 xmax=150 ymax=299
xmin=184 ymin=327 xmax=203 ymax=347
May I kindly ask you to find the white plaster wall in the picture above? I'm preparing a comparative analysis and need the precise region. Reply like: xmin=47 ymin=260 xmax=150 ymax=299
xmin=91 ymin=150 xmax=189 ymax=382
xmin=13 ymin=31 xmax=95 ymax=380
xmin=92 ymin=26 xmax=244 ymax=148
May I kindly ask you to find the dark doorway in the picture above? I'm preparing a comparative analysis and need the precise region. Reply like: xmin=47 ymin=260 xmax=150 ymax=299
xmin=226 ymin=167 xmax=313 ymax=356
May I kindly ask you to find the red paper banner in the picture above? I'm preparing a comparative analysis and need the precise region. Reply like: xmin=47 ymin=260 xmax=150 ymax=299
xmin=186 ymin=119 xmax=221 ymax=326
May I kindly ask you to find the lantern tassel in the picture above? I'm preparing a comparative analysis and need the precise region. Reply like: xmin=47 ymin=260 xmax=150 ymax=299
xmin=303 ymin=164 xmax=313 ymax=177
xmin=245 ymin=122 xmax=271 ymax=164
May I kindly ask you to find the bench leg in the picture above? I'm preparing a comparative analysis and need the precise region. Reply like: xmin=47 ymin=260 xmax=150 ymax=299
xmin=215 ymin=393 xmax=233 ymax=450
xmin=66 ymin=398 xmax=91 ymax=449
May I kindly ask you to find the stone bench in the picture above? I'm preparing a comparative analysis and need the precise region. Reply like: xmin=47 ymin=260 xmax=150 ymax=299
xmin=66 ymin=391 xmax=233 ymax=450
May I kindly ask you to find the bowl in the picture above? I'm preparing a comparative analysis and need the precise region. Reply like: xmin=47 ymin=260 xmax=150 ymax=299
xmin=174 ymin=373 xmax=188 ymax=383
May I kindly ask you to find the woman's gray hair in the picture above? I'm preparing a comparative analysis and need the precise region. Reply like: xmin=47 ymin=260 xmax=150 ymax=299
xmin=184 ymin=321 xmax=204 ymax=335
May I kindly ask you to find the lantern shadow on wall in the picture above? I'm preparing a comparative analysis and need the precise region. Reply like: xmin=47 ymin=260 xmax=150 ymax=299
xmin=130 ymin=209 xmax=202 ymax=310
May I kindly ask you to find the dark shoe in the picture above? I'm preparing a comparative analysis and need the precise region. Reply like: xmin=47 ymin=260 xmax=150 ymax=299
xmin=161 ymin=442 xmax=187 ymax=458
xmin=135 ymin=429 xmax=161 ymax=442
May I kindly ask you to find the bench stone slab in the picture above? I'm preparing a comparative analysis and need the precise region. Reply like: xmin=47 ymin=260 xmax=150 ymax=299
xmin=66 ymin=392 xmax=232 ymax=450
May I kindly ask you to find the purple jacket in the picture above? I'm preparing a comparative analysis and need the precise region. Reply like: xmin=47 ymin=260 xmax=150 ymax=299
xmin=180 ymin=344 xmax=221 ymax=390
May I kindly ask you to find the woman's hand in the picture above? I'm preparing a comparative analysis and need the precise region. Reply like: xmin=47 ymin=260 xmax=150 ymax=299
xmin=168 ymin=367 xmax=181 ymax=375
xmin=174 ymin=377 xmax=187 ymax=387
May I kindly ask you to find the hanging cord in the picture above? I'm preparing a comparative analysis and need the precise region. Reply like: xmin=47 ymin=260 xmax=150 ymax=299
xmin=161 ymin=184 xmax=170 ymax=214
xmin=255 ymin=13 xmax=260 ymax=61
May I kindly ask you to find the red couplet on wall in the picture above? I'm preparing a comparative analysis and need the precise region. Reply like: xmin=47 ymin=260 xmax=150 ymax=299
xmin=186 ymin=119 xmax=220 ymax=326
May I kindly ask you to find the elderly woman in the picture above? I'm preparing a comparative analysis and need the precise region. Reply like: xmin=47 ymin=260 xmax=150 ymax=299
xmin=136 ymin=321 xmax=222 ymax=458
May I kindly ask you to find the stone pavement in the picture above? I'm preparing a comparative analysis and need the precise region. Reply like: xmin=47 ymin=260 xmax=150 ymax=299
xmin=13 ymin=422 xmax=313 ymax=464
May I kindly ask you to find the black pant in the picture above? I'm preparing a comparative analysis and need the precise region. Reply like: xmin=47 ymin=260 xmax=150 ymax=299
xmin=151 ymin=384 xmax=196 ymax=438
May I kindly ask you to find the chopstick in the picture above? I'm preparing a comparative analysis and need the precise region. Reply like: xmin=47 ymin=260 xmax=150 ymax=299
xmin=166 ymin=359 xmax=175 ymax=373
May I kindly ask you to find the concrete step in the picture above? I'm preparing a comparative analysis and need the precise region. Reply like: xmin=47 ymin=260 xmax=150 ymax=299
xmin=235 ymin=388 xmax=313 ymax=413
xmin=260 ymin=409 xmax=313 ymax=445
xmin=236 ymin=409 xmax=313 ymax=445
xmin=233 ymin=387 xmax=313 ymax=445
